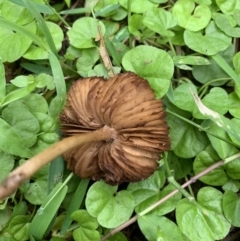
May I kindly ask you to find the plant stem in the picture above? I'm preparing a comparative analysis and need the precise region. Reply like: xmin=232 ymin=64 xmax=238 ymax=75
xmin=0 ymin=126 xmax=116 ymax=200
xmin=100 ymin=152 xmax=240 ymax=241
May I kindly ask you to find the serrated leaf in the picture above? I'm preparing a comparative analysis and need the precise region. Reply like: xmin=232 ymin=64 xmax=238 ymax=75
xmin=86 ymin=180 xmax=134 ymax=228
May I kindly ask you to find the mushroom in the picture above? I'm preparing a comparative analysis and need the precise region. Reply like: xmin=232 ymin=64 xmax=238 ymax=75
xmin=60 ymin=72 xmax=170 ymax=185
xmin=0 ymin=72 xmax=170 ymax=199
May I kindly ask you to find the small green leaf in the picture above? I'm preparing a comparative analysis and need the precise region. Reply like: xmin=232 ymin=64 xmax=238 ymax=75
xmin=138 ymin=214 xmax=187 ymax=241
xmin=23 ymin=21 xmax=63 ymax=60
xmin=167 ymin=114 xmax=209 ymax=158
xmin=2 ymin=101 xmax=40 ymax=148
xmin=176 ymin=187 xmax=230 ymax=241
xmin=86 ymin=180 xmax=134 ymax=228
xmin=143 ymin=8 xmax=177 ymax=37
xmin=222 ymin=179 xmax=240 ymax=192
xmin=216 ymin=0 xmax=237 ymax=14
xmin=193 ymin=145 xmax=228 ymax=186
xmin=184 ymin=22 xmax=231 ymax=56
xmin=215 ymin=14 xmax=240 ymax=37
xmin=0 ymin=21 xmax=37 ymax=63
xmin=122 ymin=45 xmax=174 ymax=98
xmin=192 ymin=44 xmax=234 ymax=85
xmin=5 ymin=215 xmax=30 ymax=241
xmin=173 ymin=82 xmax=197 ymax=112
xmin=193 ymin=87 xmax=229 ymax=119
xmin=223 ymin=190 xmax=240 ymax=227
xmin=67 ymin=17 xmax=105 ymax=49
xmin=71 ymin=210 xmax=100 ymax=241
xmin=173 ymin=55 xmax=210 ymax=66
xmin=0 ymin=118 xmax=32 ymax=157
xmin=76 ymin=48 xmax=100 ymax=77
xmin=172 ymin=0 xmax=211 ymax=31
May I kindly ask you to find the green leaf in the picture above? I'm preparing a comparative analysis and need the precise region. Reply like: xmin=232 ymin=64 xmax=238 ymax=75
xmin=172 ymin=0 xmax=211 ymax=31
xmin=23 ymin=21 xmax=63 ymax=60
xmin=193 ymin=145 xmax=228 ymax=186
xmin=60 ymin=179 xmax=89 ymax=235
xmin=4 ymin=215 xmax=30 ymax=241
xmin=85 ymin=180 xmax=134 ymax=228
xmin=127 ymin=170 xmax=166 ymax=208
xmin=222 ymin=179 xmax=240 ymax=192
xmin=192 ymin=91 xmax=240 ymax=144
xmin=71 ymin=210 xmax=100 ymax=241
xmin=67 ymin=17 xmax=105 ymax=49
xmin=122 ymin=45 xmax=174 ymax=98
xmin=167 ymin=114 xmax=209 ymax=158
xmin=0 ymin=21 xmax=37 ymax=62
xmin=0 ymin=118 xmax=32 ymax=157
xmin=205 ymin=121 xmax=237 ymax=159
xmin=184 ymin=22 xmax=231 ymax=56
xmin=0 ymin=151 xmax=14 ymax=183
xmin=94 ymin=0 xmax=119 ymax=17
xmin=173 ymin=55 xmax=210 ymax=66
xmin=193 ymin=87 xmax=229 ymax=119
xmin=119 ymin=0 xmax=158 ymax=13
xmin=192 ymin=44 xmax=234 ymax=85
xmin=138 ymin=214 xmax=187 ymax=241
xmin=176 ymin=187 xmax=230 ymax=241
xmin=29 ymin=183 xmax=68 ymax=240
xmin=35 ymin=73 xmax=55 ymax=90
xmin=107 ymin=232 xmax=128 ymax=241
xmin=2 ymin=101 xmax=40 ymax=148
xmin=215 ymin=14 xmax=240 ymax=38
xmin=76 ymin=48 xmax=100 ymax=77
xmin=173 ymin=82 xmax=197 ymax=112
xmin=216 ymin=0 xmax=237 ymax=14
xmin=223 ymin=190 xmax=240 ymax=227
xmin=143 ymin=8 xmax=177 ymax=37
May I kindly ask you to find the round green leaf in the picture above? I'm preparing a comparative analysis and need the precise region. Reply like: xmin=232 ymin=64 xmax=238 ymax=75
xmin=192 ymin=44 xmax=234 ymax=85
xmin=122 ymin=45 xmax=174 ymax=98
xmin=2 ymin=101 xmax=40 ymax=148
xmin=86 ymin=181 xmax=134 ymax=228
xmin=193 ymin=145 xmax=228 ymax=186
xmin=173 ymin=82 xmax=197 ymax=112
xmin=222 ymin=179 xmax=240 ymax=192
xmin=223 ymin=190 xmax=240 ymax=227
xmin=119 ymin=0 xmax=158 ymax=13
xmin=71 ymin=210 xmax=100 ymax=241
xmin=94 ymin=0 xmax=119 ymax=17
xmin=176 ymin=187 xmax=230 ymax=241
xmin=172 ymin=0 xmax=211 ymax=31
xmin=23 ymin=21 xmax=64 ymax=60
xmin=67 ymin=17 xmax=105 ymax=49
xmin=167 ymin=114 xmax=209 ymax=158
xmin=184 ymin=22 xmax=231 ymax=56
xmin=0 ymin=21 xmax=37 ymax=63
xmin=215 ymin=14 xmax=240 ymax=38
xmin=138 ymin=215 xmax=187 ymax=241
xmin=193 ymin=87 xmax=229 ymax=119
xmin=143 ymin=8 xmax=177 ymax=37
xmin=216 ymin=0 xmax=237 ymax=14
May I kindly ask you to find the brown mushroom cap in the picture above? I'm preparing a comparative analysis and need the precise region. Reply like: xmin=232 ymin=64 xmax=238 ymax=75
xmin=60 ymin=72 xmax=170 ymax=185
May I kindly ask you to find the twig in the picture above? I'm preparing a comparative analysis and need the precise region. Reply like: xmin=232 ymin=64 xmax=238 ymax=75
xmin=0 ymin=126 xmax=116 ymax=200
xmin=100 ymin=153 xmax=240 ymax=241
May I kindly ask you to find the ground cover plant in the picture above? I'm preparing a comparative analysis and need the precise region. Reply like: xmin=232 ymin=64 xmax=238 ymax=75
xmin=0 ymin=0 xmax=240 ymax=240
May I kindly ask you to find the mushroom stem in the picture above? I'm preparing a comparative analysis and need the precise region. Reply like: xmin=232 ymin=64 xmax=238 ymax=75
xmin=0 ymin=125 xmax=116 ymax=200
